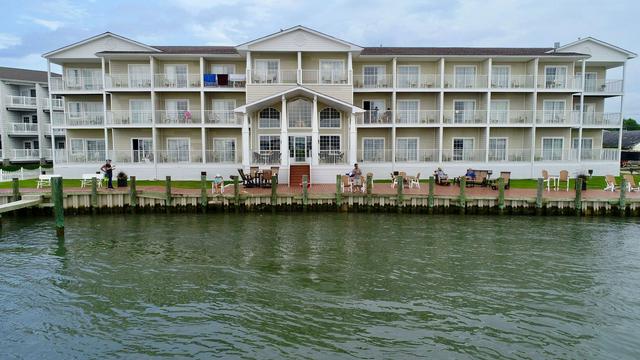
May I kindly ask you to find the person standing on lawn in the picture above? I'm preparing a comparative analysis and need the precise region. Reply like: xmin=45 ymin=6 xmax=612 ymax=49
xmin=100 ymin=159 xmax=115 ymax=189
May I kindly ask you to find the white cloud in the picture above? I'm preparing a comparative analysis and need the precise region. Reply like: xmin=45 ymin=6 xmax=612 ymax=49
xmin=188 ymin=19 xmax=251 ymax=45
xmin=0 ymin=53 xmax=48 ymax=71
xmin=31 ymin=18 xmax=65 ymax=31
xmin=0 ymin=33 xmax=21 ymax=50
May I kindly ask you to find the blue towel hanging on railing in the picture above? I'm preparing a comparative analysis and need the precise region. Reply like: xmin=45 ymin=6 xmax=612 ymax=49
xmin=203 ymin=74 xmax=217 ymax=86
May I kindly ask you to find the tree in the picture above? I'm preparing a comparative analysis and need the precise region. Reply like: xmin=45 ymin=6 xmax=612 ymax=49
xmin=623 ymin=118 xmax=640 ymax=130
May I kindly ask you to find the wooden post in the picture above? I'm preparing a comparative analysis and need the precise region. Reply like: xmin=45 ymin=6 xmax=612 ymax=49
xmin=459 ymin=177 xmax=466 ymax=209
xmin=200 ymin=172 xmax=207 ymax=213
xmin=271 ymin=175 xmax=278 ymax=208
xmin=498 ymin=177 xmax=505 ymax=211
xmin=536 ymin=178 xmax=544 ymax=210
xmin=90 ymin=177 xmax=98 ymax=212
xmin=396 ymin=175 xmax=404 ymax=209
xmin=52 ymin=176 xmax=64 ymax=236
xmin=619 ymin=178 xmax=627 ymax=214
xmin=12 ymin=177 xmax=20 ymax=202
xmin=233 ymin=176 xmax=240 ymax=209
xmin=575 ymin=177 xmax=583 ymax=215
xmin=165 ymin=176 xmax=172 ymax=210
xmin=335 ymin=174 xmax=342 ymax=208
xmin=129 ymin=175 xmax=137 ymax=211
xmin=428 ymin=176 xmax=435 ymax=209
xmin=302 ymin=175 xmax=308 ymax=210
xmin=366 ymin=174 xmax=373 ymax=209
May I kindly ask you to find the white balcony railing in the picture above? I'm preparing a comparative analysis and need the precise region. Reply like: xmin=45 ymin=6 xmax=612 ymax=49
xmin=204 ymin=111 xmax=242 ymax=125
xmin=491 ymin=75 xmax=535 ymax=89
xmin=355 ymin=110 xmax=394 ymax=125
xmin=353 ymin=74 xmax=392 ymax=89
xmin=580 ymin=79 xmax=623 ymax=93
xmin=536 ymin=110 xmax=580 ymax=125
xmin=536 ymin=75 xmax=580 ymax=90
xmin=105 ymin=74 xmax=152 ymax=89
xmin=395 ymin=149 xmax=439 ymax=162
xmin=356 ymin=149 xmax=393 ymax=163
xmin=582 ymin=112 xmax=621 ymax=127
xmin=55 ymin=149 xmax=106 ymax=163
xmin=12 ymin=149 xmax=40 ymax=160
xmin=395 ymin=110 xmax=439 ymax=125
xmin=579 ymin=148 xmax=619 ymax=161
xmin=53 ymin=112 xmax=105 ymax=127
xmin=300 ymin=70 xmax=349 ymax=85
xmin=6 ymin=95 xmax=37 ymax=108
xmin=534 ymin=149 xmax=574 ymax=161
xmin=203 ymin=73 xmax=246 ymax=88
xmin=10 ymin=123 xmax=39 ymax=134
xmin=50 ymin=76 xmax=103 ymax=91
xmin=156 ymin=150 xmax=203 ymax=163
xmin=443 ymin=75 xmax=489 ymax=89
xmin=489 ymin=110 xmax=534 ymax=125
xmin=442 ymin=149 xmax=486 ymax=162
xmin=396 ymin=74 xmax=440 ymax=88
xmin=251 ymin=69 xmax=297 ymax=84
xmin=41 ymin=98 xmax=64 ymax=110
xmin=250 ymin=150 xmax=281 ymax=165
xmin=443 ymin=110 xmax=487 ymax=124
xmin=107 ymin=111 xmax=153 ymax=125
xmin=318 ymin=150 xmax=347 ymax=164
xmin=155 ymin=110 xmax=201 ymax=125
xmin=154 ymin=73 xmax=201 ymax=88
xmin=205 ymin=150 xmax=240 ymax=163
xmin=487 ymin=148 xmax=532 ymax=162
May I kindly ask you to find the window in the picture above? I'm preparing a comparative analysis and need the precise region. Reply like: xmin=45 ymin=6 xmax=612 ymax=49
xmin=397 ymin=100 xmax=420 ymax=124
xmin=132 ymin=138 xmax=153 ymax=163
xmin=259 ymin=136 xmax=281 ymax=151
xmin=489 ymin=138 xmax=507 ymax=161
xmin=211 ymin=64 xmax=236 ymax=74
xmin=362 ymin=138 xmax=385 ymax=162
xmin=577 ymin=72 xmax=597 ymax=92
xmin=455 ymin=66 xmax=476 ymax=88
xmin=396 ymin=138 xmax=419 ymax=162
xmin=490 ymin=100 xmax=509 ymax=124
xmin=545 ymin=66 xmax=567 ymax=88
xmin=319 ymin=108 xmax=341 ymax=128
xmin=363 ymin=99 xmax=386 ymax=123
xmin=454 ymin=100 xmax=475 ymax=123
xmin=572 ymin=138 xmax=593 ymax=160
xmin=320 ymin=135 xmax=340 ymax=151
xmin=453 ymin=138 xmax=474 ymax=161
xmin=288 ymin=136 xmax=312 ymax=162
xmin=574 ymin=103 xmax=596 ymax=124
xmin=165 ymin=99 xmax=189 ymax=122
xmin=542 ymin=138 xmax=564 ymax=161
xmin=492 ymin=65 xmax=510 ymax=88
xmin=164 ymin=64 xmax=188 ymax=87
xmin=254 ymin=60 xmax=279 ymax=83
xmin=258 ymin=108 xmax=280 ymax=128
xmin=212 ymin=99 xmax=236 ymax=124
xmin=363 ymin=65 xmax=386 ymax=87
xmin=67 ymin=102 xmax=102 ymax=125
xmin=543 ymin=100 xmax=565 ymax=123
xmin=287 ymin=99 xmax=312 ymax=128
xmin=129 ymin=99 xmax=152 ymax=124
xmin=397 ymin=65 xmax=420 ymax=88
xmin=320 ymin=60 xmax=345 ymax=83
xmin=166 ymin=138 xmax=190 ymax=162
xmin=213 ymin=138 xmax=236 ymax=162
xmin=70 ymin=138 xmax=105 ymax=162
xmin=66 ymin=68 xmax=101 ymax=89
xmin=128 ymin=64 xmax=151 ymax=88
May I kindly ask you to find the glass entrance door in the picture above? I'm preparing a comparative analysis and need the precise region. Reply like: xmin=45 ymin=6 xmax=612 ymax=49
xmin=288 ymin=135 xmax=311 ymax=163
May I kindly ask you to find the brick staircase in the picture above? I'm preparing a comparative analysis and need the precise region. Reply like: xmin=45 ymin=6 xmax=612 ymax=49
xmin=289 ymin=164 xmax=310 ymax=187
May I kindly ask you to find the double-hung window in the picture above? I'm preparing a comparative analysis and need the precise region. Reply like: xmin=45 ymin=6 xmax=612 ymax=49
xmin=397 ymin=100 xmax=420 ymax=124
xmin=396 ymin=138 xmax=418 ymax=162
xmin=363 ymin=65 xmax=386 ymax=88
xmin=319 ymin=108 xmax=341 ymax=128
xmin=453 ymin=138 xmax=474 ymax=161
xmin=320 ymin=60 xmax=345 ymax=84
xmin=397 ymin=65 xmax=420 ymax=88
xmin=258 ymin=108 xmax=280 ymax=128
xmin=213 ymin=138 xmax=236 ymax=163
xmin=489 ymin=138 xmax=507 ymax=161
xmin=254 ymin=60 xmax=279 ymax=83
xmin=362 ymin=138 xmax=385 ymax=162
xmin=542 ymin=138 xmax=564 ymax=161
xmin=455 ymin=66 xmax=476 ymax=88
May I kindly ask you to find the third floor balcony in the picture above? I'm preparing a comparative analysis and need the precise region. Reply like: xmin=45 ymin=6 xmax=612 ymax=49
xmin=6 ymin=95 xmax=37 ymax=109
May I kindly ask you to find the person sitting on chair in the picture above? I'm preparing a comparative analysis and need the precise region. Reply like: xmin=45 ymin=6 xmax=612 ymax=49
xmin=350 ymin=163 xmax=363 ymax=189
xmin=465 ymin=168 xmax=476 ymax=181
xmin=213 ymin=174 xmax=224 ymax=193
xmin=435 ymin=167 xmax=448 ymax=184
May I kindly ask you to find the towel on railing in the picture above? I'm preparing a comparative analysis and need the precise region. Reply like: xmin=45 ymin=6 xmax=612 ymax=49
xmin=217 ymin=74 xmax=229 ymax=86
xmin=203 ymin=74 xmax=217 ymax=86
xmin=229 ymin=74 xmax=246 ymax=82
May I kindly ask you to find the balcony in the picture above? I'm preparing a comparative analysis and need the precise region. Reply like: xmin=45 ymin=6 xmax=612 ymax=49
xmin=204 ymin=111 xmax=242 ymax=126
xmin=536 ymin=111 xmax=580 ymax=126
xmin=251 ymin=69 xmax=297 ymax=84
xmin=6 ymin=95 xmax=37 ymax=109
xmin=490 ymin=75 xmax=535 ymax=89
xmin=156 ymin=150 xmax=203 ymax=163
xmin=41 ymin=98 xmax=64 ymax=111
xmin=52 ymin=112 xmax=105 ymax=127
xmin=203 ymin=73 xmax=246 ymax=88
xmin=442 ymin=149 xmax=486 ymax=162
xmin=534 ymin=149 xmax=575 ymax=162
xmin=55 ymin=149 xmax=106 ymax=163
xmin=356 ymin=149 xmax=393 ymax=163
xmin=105 ymin=74 xmax=151 ymax=89
xmin=154 ymin=73 xmax=201 ymax=89
xmin=582 ymin=112 xmax=621 ymax=127
xmin=581 ymin=79 xmax=623 ymax=93
xmin=12 ymin=149 xmax=40 ymax=161
xmin=443 ymin=110 xmax=487 ymax=125
xmin=300 ymin=70 xmax=349 ymax=85
xmin=107 ymin=110 xmax=153 ymax=126
xmin=318 ymin=150 xmax=347 ymax=165
xmin=395 ymin=149 xmax=439 ymax=162
xmin=205 ymin=150 xmax=240 ymax=163
xmin=355 ymin=110 xmax=393 ymax=126
xmin=395 ymin=110 xmax=439 ymax=125
xmin=487 ymin=148 xmax=532 ymax=162
xmin=50 ymin=76 xmax=103 ymax=92
xmin=489 ymin=110 xmax=534 ymax=125
xmin=396 ymin=74 xmax=440 ymax=89
xmin=251 ymin=150 xmax=281 ymax=165
xmin=443 ymin=75 xmax=488 ymax=89
xmin=353 ymin=74 xmax=392 ymax=89
xmin=10 ymin=123 xmax=39 ymax=135
xmin=579 ymin=148 xmax=619 ymax=161
xmin=155 ymin=110 xmax=202 ymax=125
xmin=536 ymin=75 xmax=580 ymax=90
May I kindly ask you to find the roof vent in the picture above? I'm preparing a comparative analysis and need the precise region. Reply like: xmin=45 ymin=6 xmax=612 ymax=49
xmin=554 ymin=42 xmax=560 ymax=49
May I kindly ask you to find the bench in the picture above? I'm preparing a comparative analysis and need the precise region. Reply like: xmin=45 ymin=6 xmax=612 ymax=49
xmin=36 ymin=174 xmax=61 ymax=189
xmin=465 ymin=169 xmax=491 ymax=187
xmin=80 ymin=173 xmax=103 ymax=188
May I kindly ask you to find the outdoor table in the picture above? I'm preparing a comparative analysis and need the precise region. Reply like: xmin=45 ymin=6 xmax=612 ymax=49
xmin=547 ymin=174 xmax=560 ymax=191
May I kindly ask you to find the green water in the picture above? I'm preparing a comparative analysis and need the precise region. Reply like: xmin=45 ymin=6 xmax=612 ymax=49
xmin=1 ymin=214 xmax=639 ymax=359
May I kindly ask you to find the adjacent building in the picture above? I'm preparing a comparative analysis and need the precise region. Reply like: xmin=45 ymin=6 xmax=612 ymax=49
xmin=0 ymin=67 xmax=63 ymax=165
xmin=42 ymin=26 xmax=635 ymax=181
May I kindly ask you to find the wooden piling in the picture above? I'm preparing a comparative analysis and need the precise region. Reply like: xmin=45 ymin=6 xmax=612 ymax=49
xmin=302 ymin=175 xmax=308 ymax=211
xmin=459 ymin=177 xmax=466 ymax=209
xmin=428 ymin=176 xmax=435 ymax=209
xmin=575 ymin=178 xmax=583 ymax=215
xmin=271 ymin=175 xmax=278 ymax=208
xmin=165 ymin=176 xmax=172 ymax=209
xmin=620 ymin=178 xmax=627 ymax=214
xmin=199 ymin=172 xmax=207 ymax=213
xmin=335 ymin=174 xmax=342 ymax=209
xmin=536 ymin=178 xmax=544 ymax=211
xmin=366 ymin=174 xmax=373 ymax=210
xmin=52 ymin=176 xmax=64 ymax=236
xmin=233 ymin=176 xmax=240 ymax=209
xmin=90 ymin=177 xmax=98 ymax=212
xmin=396 ymin=175 xmax=404 ymax=209
xmin=12 ymin=177 xmax=20 ymax=202
xmin=130 ymin=176 xmax=137 ymax=211
xmin=498 ymin=177 xmax=505 ymax=211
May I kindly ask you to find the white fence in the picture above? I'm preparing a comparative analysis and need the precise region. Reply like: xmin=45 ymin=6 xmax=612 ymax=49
xmin=0 ymin=166 xmax=51 ymax=182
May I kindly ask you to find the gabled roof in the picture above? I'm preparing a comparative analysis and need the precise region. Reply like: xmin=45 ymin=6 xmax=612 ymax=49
xmin=554 ymin=37 xmax=637 ymax=59
xmin=603 ymin=130 xmax=640 ymax=149
xmin=43 ymin=32 xmax=160 ymax=58
xmin=235 ymin=86 xmax=364 ymax=114
xmin=96 ymin=46 xmax=239 ymax=56
xmin=236 ymin=25 xmax=363 ymax=51
xmin=0 ymin=66 xmax=60 ymax=83
xmin=361 ymin=47 xmax=586 ymax=57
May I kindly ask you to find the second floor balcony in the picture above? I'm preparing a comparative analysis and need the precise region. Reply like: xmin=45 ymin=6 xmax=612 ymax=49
xmin=489 ymin=110 xmax=534 ymax=125
xmin=204 ymin=110 xmax=242 ymax=126
xmin=395 ymin=110 xmax=439 ymax=125
xmin=9 ymin=123 xmax=39 ymax=135
xmin=6 ymin=95 xmax=37 ymax=109
xmin=155 ymin=73 xmax=201 ymax=89
xmin=491 ymin=75 xmax=535 ymax=89
xmin=107 ymin=110 xmax=153 ymax=126
xmin=443 ymin=75 xmax=489 ymax=89
xmin=52 ymin=111 xmax=105 ymax=127
xmin=155 ymin=110 xmax=202 ymax=125
xmin=536 ymin=110 xmax=580 ymax=126
xmin=51 ymin=76 xmax=103 ymax=92
xmin=106 ymin=74 xmax=151 ymax=89
xmin=13 ymin=149 xmax=40 ymax=161
xmin=353 ymin=74 xmax=392 ymax=89
xmin=41 ymin=98 xmax=64 ymax=111
xmin=443 ymin=110 xmax=487 ymax=125
xmin=582 ymin=112 xmax=621 ymax=127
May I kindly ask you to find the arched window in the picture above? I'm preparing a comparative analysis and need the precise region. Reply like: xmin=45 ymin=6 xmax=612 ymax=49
xmin=319 ymin=107 xmax=341 ymax=128
xmin=258 ymin=107 xmax=280 ymax=128
xmin=288 ymin=99 xmax=312 ymax=128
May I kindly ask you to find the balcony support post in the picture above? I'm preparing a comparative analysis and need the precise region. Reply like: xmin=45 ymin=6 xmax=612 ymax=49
xmin=47 ymin=59 xmax=56 ymax=165
xmin=486 ymin=58 xmax=492 ymax=163
xmin=200 ymin=56 xmax=206 ymax=164
xmin=311 ymin=95 xmax=319 ymax=166
xmin=578 ymin=59 xmax=586 ymax=163
xmin=242 ymin=113 xmax=250 ymax=167
xmin=280 ymin=96 xmax=288 ymax=167
xmin=297 ymin=51 xmax=302 ymax=84
xmin=618 ymin=60 xmax=627 ymax=160
xmin=101 ymin=57 xmax=109 ymax=161
xmin=246 ymin=51 xmax=252 ymax=84
xmin=347 ymin=52 xmax=353 ymax=85
xmin=349 ymin=114 xmax=357 ymax=165
xmin=391 ymin=90 xmax=396 ymax=166
xmin=530 ymin=57 xmax=539 ymax=175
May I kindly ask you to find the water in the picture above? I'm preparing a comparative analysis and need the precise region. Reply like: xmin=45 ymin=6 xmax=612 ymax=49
xmin=1 ymin=214 xmax=639 ymax=359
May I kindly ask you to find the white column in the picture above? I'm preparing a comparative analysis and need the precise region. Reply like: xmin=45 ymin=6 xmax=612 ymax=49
xmin=280 ymin=96 xmax=288 ymax=166
xmin=349 ymin=113 xmax=357 ymax=164
xmin=392 ymin=57 xmax=397 ymax=89
xmin=297 ymin=51 xmax=302 ymax=84
xmin=101 ymin=57 xmax=109 ymax=160
xmin=391 ymin=90 xmax=397 ymax=165
xmin=47 ymin=60 xmax=56 ymax=165
xmin=347 ymin=52 xmax=353 ymax=85
xmin=246 ymin=51 xmax=252 ymax=84
xmin=150 ymin=56 xmax=158 ymax=169
xmin=618 ymin=60 xmax=627 ymax=165
xmin=311 ymin=95 xmax=319 ymax=165
xmin=438 ymin=58 xmax=445 ymax=163
xmin=200 ymin=56 xmax=206 ymax=164
xmin=531 ymin=57 xmax=539 ymax=174
xmin=578 ymin=59 xmax=586 ymax=163
xmin=242 ymin=113 xmax=250 ymax=167
xmin=486 ymin=58 xmax=492 ymax=163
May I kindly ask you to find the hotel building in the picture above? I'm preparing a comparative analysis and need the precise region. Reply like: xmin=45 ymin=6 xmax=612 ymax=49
xmin=43 ymin=26 xmax=635 ymax=182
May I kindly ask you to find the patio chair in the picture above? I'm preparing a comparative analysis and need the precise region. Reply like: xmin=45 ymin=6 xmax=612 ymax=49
xmin=559 ymin=170 xmax=570 ymax=192
xmin=80 ymin=173 xmax=101 ymax=188
xmin=237 ymin=168 xmax=255 ymax=188
xmin=212 ymin=175 xmax=225 ymax=194
xmin=341 ymin=175 xmax=353 ymax=193
xmin=250 ymin=166 xmax=259 ymax=179
xmin=491 ymin=171 xmax=511 ymax=190
xmin=261 ymin=170 xmax=272 ymax=188
xmin=623 ymin=174 xmax=639 ymax=192
xmin=604 ymin=175 xmax=617 ymax=192
xmin=36 ymin=174 xmax=53 ymax=189
xmin=270 ymin=166 xmax=279 ymax=178
xmin=409 ymin=173 xmax=421 ymax=189
xmin=542 ymin=170 xmax=552 ymax=190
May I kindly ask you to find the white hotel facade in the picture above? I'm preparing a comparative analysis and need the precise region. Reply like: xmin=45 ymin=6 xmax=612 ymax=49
xmin=43 ymin=26 xmax=635 ymax=182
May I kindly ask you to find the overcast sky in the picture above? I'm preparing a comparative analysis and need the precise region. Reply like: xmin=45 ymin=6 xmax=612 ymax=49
xmin=1 ymin=0 xmax=638 ymax=116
